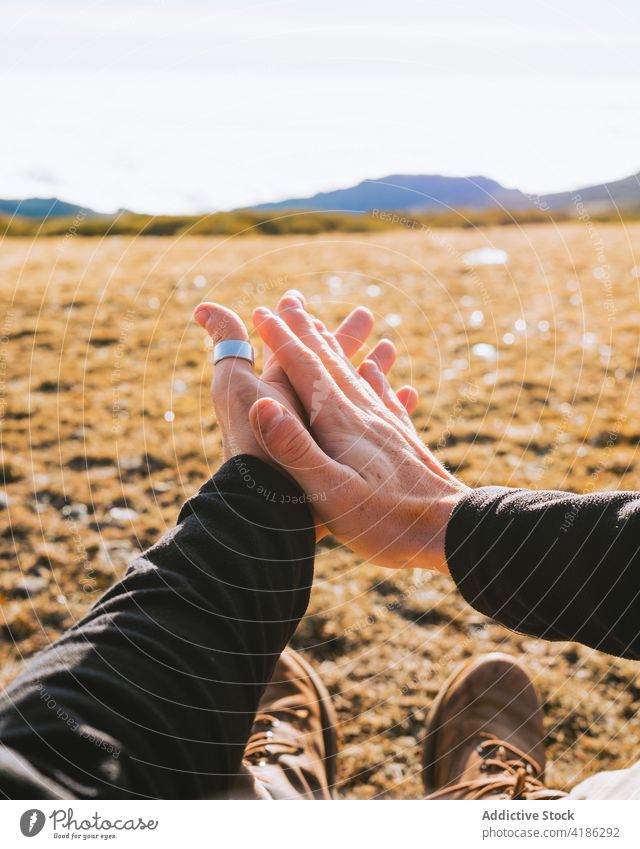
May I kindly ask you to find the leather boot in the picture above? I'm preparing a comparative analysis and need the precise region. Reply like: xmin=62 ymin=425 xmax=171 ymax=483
xmin=422 ymin=653 xmax=566 ymax=799
xmin=237 ymin=648 xmax=338 ymax=799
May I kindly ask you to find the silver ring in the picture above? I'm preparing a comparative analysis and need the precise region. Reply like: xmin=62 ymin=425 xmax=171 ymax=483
xmin=213 ymin=340 xmax=255 ymax=366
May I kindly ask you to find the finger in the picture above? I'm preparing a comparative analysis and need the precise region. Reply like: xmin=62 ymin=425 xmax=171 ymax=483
xmin=195 ymin=301 xmax=249 ymax=344
xmin=194 ymin=301 xmax=255 ymax=391
xmin=366 ymin=338 xmax=397 ymax=375
xmin=275 ymin=297 xmax=380 ymax=411
xmin=307 ymin=310 xmax=393 ymax=413
xmin=250 ymin=397 xmax=355 ymax=497
xmin=252 ymin=306 xmax=352 ymax=424
xmin=276 ymin=289 xmax=343 ymax=356
xmin=194 ymin=302 xmax=259 ymax=456
xmin=281 ymin=288 xmax=306 ymax=308
xmin=261 ymin=337 xmax=275 ymax=370
xmin=334 ymin=306 xmax=374 ymax=358
xmin=358 ymin=359 xmax=414 ymax=428
xmin=357 ymin=358 xmax=385 ymax=397
xmin=396 ymin=385 xmax=419 ymax=414
xmin=282 ymin=299 xmax=374 ymax=364
xmin=285 ymin=303 xmax=345 ymax=361
xmin=262 ymin=289 xmax=308 ymax=371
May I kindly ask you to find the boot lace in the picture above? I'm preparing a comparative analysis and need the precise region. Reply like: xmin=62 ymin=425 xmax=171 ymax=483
xmin=243 ymin=707 xmax=309 ymax=766
xmin=430 ymin=732 xmax=564 ymax=799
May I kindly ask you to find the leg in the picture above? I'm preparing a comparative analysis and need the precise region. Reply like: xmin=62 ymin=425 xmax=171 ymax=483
xmin=228 ymin=649 xmax=338 ymax=799
xmin=421 ymin=653 xmax=566 ymax=799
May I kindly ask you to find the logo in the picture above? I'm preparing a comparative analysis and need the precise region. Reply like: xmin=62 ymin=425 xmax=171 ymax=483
xmin=20 ymin=809 xmax=45 ymax=837
xmin=310 ymin=376 xmax=331 ymax=424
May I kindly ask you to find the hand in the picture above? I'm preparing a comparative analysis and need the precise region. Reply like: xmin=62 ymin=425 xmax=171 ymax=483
xmin=248 ymin=297 xmax=470 ymax=572
xmin=193 ymin=291 xmax=416 ymax=508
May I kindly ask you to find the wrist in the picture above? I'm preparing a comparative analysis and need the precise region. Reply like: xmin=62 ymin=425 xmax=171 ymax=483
xmin=415 ymin=485 xmax=470 ymax=574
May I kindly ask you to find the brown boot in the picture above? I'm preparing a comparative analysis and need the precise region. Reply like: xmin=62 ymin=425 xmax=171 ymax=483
xmin=237 ymin=648 xmax=338 ymax=799
xmin=422 ymin=653 xmax=566 ymax=799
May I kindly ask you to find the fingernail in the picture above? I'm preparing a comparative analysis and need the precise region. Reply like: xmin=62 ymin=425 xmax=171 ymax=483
xmin=258 ymin=401 xmax=285 ymax=430
xmin=285 ymin=289 xmax=305 ymax=304
xmin=194 ymin=306 xmax=212 ymax=324
xmin=281 ymin=295 xmax=303 ymax=311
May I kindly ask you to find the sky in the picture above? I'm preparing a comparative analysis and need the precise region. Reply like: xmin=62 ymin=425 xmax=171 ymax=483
xmin=1 ymin=0 xmax=639 ymax=214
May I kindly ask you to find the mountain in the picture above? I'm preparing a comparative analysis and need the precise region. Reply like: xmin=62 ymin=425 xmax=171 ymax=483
xmin=251 ymin=171 xmax=640 ymax=215
xmin=3 ymin=171 xmax=640 ymax=221
xmin=541 ymin=172 xmax=640 ymax=211
xmin=0 ymin=197 xmax=97 ymax=219
xmin=250 ymin=174 xmax=532 ymax=213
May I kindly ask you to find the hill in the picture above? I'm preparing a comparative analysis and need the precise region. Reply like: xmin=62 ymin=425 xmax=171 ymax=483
xmin=0 ymin=197 xmax=96 ymax=219
xmin=251 ymin=174 xmax=530 ymax=213
xmin=2 ymin=170 xmax=640 ymax=234
xmin=541 ymin=172 xmax=640 ymax=211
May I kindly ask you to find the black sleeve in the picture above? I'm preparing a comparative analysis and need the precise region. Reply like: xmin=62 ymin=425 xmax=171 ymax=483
xmin=446 ymin=486 xmax=640 ymax=660
xmin=0 ymin=455 xmax=315 ymax=799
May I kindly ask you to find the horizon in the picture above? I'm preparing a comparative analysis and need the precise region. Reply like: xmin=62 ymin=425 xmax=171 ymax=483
xmin=4 ymin=167 xmax=640 ymax=217
xmin=2 ymin=0 xmax=639 ymax=214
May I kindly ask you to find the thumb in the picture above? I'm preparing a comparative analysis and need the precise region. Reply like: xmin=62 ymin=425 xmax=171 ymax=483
xmin=249 ymin=398 xmax=351 ymax=499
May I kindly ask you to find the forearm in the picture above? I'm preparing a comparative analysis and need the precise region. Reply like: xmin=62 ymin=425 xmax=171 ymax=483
xmin=446 ymin=486 xmax=640 ymax=659
xmin=0 ymin=455 xmax=315 ymax=799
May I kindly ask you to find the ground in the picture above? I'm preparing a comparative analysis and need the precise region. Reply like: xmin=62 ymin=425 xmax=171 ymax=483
xmin=1 ymin=223 xmax=640 ymax=798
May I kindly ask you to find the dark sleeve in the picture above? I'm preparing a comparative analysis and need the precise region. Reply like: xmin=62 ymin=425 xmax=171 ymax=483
xmin=0 ymin=455 xmax=315 ymax=799
xmin=446 ymin=486 xmax=640 ymax=660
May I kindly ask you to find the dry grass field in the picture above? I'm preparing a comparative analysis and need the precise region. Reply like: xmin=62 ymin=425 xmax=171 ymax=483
xmin=2 ymin=222 xmax=640 ymax=798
